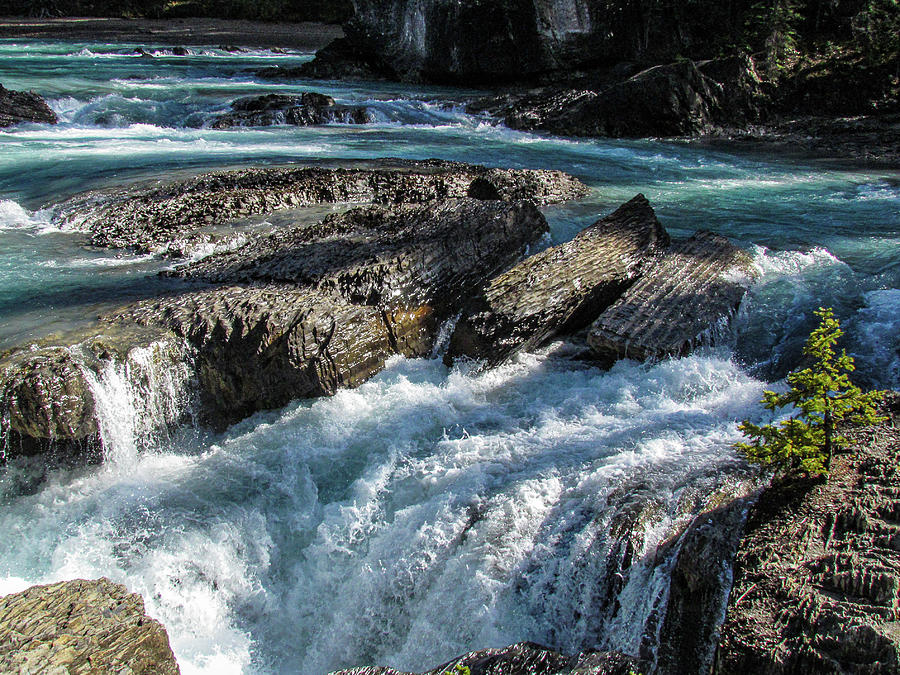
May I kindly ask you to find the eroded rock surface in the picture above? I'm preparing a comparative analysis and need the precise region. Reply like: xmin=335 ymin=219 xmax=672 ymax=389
xmin=53 ymin=160 xmax=587 ymax=253
xmin=210 ymin=91 xmax=373 ymax=129
xmin=0 ymin=578 xmax=180 ymax=674
xmin=587 ymin=231 xmax=756 ymax=362
xmin=332 ymin=641 xmax=642 ymax=675
xmin=0 ymin=83 xmax=57 ymax=127
xmin=116 ymin=199 xmax=547 ymax=425
xmin=446 ymin=194 xmax=669 ymax=366
xmin=715 ymin=393 xmax=900 ymax=674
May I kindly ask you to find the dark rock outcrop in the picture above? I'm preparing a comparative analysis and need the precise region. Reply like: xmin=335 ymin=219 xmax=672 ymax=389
xmin=54 ymin=160 xmax=587 ymax=253
xmin=0 ymin=578 xmax=180 ymax=674
xmin=469 ymin=58 xmax=765 ymax=138
xmin=210 ymin=91 xmax=373 ymax=129
xmin=446 ymin=194 xmax=669 ymax=366
xmin=587 ymin=231 xmax=756 ymax=362
xmin=715 ymin=393 xmax=900 ymax=674
xmin=332 ymin=641 xmax=642 ymax=675
xmin=0 ymin=83 xmax=57 ymax=127
xmin=259 ymin=37 xmax=390 ymax=82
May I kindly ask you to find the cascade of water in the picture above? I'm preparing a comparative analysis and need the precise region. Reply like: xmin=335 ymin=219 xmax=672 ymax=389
xmin=76 ymin=339 xmax=195 ymax=465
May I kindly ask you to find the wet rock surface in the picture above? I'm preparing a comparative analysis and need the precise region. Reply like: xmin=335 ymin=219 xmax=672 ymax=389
xmin=210 ymin=91 xmax=373 ymax=129
xmin=331 ymin=641 xmax=643 ymax=675
xmin=587 ymin=231 xmax=756 ymax=362
xmin=115 ymin=199 xmax=547 ymax=425
xmin=0 ymin=83 xmax=58 ymax=127
xmin=446 ymin=194 xmax=669 ymax=366
xmin=0 ymin=325 xmax=186 ymax=460
xmin=54 ymin=160 xmax=587 ymax=253
xmin=716 ymin=392 xmax=900 ymax=674
xmin=0 ymin=577 xmax=180 ymax=674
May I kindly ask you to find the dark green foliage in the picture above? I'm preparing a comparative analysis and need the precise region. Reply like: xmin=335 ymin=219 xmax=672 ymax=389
xmin=747 ymin=0 xmax=804 ymax=73
xmin=736 ymin=307 xmax=885 ymax=476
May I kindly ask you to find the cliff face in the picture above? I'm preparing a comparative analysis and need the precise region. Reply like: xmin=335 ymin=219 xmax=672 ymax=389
xmin=341 ymin=0 xmax=742 ymax=83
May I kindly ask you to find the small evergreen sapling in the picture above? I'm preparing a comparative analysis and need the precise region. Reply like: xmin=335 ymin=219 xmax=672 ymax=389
xmin=735 ymin=307 xmax=885 ymax=476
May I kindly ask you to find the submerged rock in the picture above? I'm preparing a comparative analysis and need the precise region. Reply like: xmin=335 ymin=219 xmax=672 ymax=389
xmin=54 ymin=160 xmax=587 ymax=253
xmin=332 ymin=641 xmax=642 ymax=674
xmin=0 ymin=578 xmax=180 ymax=674
xmin=210 ymin=91 xmax=373 ymax=129
xmin=446 ymin=194 xmax=669 ymax=366
xmin=587 ymin=230 xmax=756 ymax=362
xmin=0 ymin=83 xmax=57 ymax=127
xmin=715 ymin=393 xmax=900 ymax=674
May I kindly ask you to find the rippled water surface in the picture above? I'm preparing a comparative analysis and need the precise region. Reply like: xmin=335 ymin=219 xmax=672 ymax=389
xmin=0 ymin=39 xmax=898 ymax=674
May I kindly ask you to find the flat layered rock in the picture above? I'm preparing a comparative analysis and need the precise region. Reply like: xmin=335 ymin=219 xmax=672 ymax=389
xmin=0 ymin=83 xmax=57 ymax=127
xmin=446 ymin=194 xmax=669 ymax=366
xmin=0 ymin=578 xmax=179 ymax=674
xmin=121 ymin=199 xmax=547 ymax=424
xmin=53 ymin=160 xmax=587 ymax=253
xmin=332 ymin=641 xmax=642 ymax=675
xmin=587 ymin=231 xmax=756 ymax=362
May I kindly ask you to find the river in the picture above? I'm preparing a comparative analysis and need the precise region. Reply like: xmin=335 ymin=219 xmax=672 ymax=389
xmin=0 ymin=39 xmax=898 ymax=674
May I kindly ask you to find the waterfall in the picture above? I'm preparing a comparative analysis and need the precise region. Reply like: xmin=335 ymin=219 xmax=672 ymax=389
xmin=76 ymin=339 xmax=195 ymax=465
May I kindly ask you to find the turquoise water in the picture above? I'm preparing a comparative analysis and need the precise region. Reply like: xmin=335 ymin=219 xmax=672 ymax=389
xmin=0 ymin=39 xmax=898 ymax=674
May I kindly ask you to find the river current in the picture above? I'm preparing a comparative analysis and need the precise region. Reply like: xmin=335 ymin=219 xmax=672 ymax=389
xmin=0 ymin=40 xmax=898 ymax=674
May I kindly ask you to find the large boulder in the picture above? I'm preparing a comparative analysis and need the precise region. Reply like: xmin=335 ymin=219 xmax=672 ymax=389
xmin=0 ymin=578 xmax=180 ymax=674
xmin=587 ymin=230 xmax=756 ymax=362
xmin=210 ymin=91 xmax=374 ymax=129
xmin=0 ymin=83 xmax=57 ymax=127
xmin=53 ymin=160 xmax=587 ymax=254
xmin=446 ymin=194 xmax=669 ymax=366
xmin=1 ymin=198 xmax=550 ymax=441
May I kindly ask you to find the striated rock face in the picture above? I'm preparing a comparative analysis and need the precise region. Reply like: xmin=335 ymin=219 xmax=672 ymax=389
xmin=210 ymin=91 xmax=373 ymax=129
xmin=116 ymin=199 xmax=547 ymax=425
xmin=54 ymin=160 xmax=587 ymax=253
xmin=0 ymin=83 xmax=57 ymax=127
xmin=587 ymin=231 xmax=756 ymax=362
xmin=0 ymin=578 xmax=180 ymax=674
xmin=446 ymin=194 xmax=669 ymax=366
xmin=469 ymin=59 xmax=764 ymax=138
xmin=715 ymin=393 xmax=900 ymax=674
xmin=331 ymin=641 xmax=642 ymax=675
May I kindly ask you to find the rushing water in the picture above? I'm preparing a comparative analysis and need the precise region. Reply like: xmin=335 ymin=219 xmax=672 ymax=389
xmin=0 ymin=39 xmax=898 ymax=674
